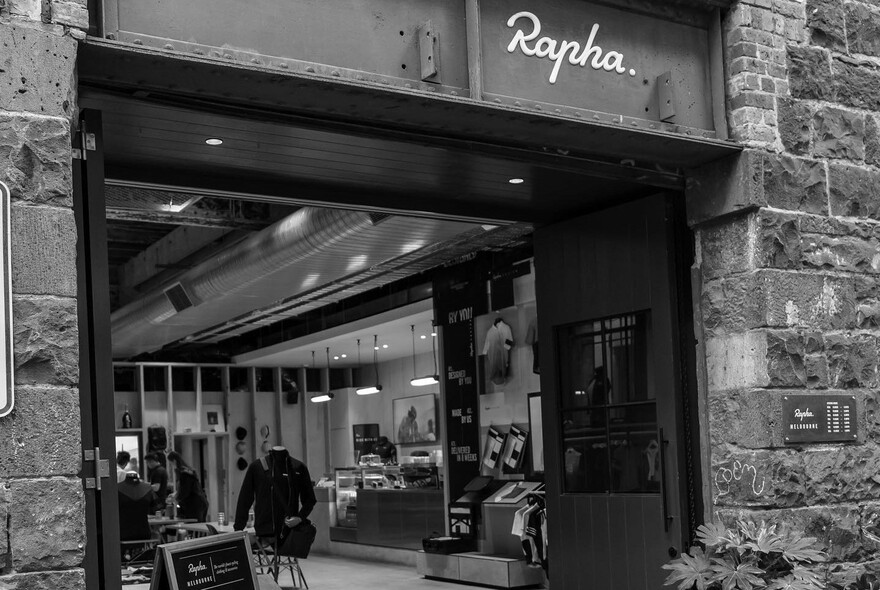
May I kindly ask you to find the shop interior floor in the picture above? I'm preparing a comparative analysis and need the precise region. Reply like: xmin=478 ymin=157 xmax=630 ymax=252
xmin=275 ymin=553 xmax=547 ymax=589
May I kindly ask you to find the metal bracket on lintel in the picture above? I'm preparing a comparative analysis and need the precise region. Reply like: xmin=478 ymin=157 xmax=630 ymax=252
xmin=418 ymin=21 xmax=440 ymax=83
xmin=82 ymin=447 xmax=110 ymax=490
xmin=657 ymin=71 xmax=676 ymax=122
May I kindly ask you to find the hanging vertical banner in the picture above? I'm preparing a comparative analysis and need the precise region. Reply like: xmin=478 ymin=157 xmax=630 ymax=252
xmin=434 ymin=258 xmax=487 ymax=501
xmin=0 ymin=182 xmax=13 ymax=418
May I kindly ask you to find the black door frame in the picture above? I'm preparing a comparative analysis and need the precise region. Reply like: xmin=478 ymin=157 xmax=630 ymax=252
xmin=75 ymin=109 xmax=122 ymax=590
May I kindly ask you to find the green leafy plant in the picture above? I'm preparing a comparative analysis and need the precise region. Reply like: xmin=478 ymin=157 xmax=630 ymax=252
xmin=662 ymin=520 xmax=829 ymax=590
xmin=829 ymin=573 xmax=880 ymax=590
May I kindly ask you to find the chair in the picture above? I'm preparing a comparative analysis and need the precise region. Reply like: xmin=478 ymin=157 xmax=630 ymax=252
xmin=252 ymin=536 xmax=308 ymax=589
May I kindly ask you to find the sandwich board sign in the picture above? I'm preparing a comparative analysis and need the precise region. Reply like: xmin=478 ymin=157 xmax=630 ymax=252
xmin=150 ymin=532 xmax=259 ymax=590
xmin=0 ymin=181 xmax=12 ymax=418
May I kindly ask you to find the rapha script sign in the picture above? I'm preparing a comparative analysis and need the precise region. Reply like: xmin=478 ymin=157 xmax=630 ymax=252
xmin=150 ymin=532 xmax=258 ymax=590
xmin=0 ymin=181 xmax=12 ymax=418
xmin=479 ymin=0 xmax=715 ymax=130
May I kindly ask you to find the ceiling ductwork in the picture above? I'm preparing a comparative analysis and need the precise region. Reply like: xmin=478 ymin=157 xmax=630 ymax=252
xmin=110 ymin=206 xmax=481 ymax=358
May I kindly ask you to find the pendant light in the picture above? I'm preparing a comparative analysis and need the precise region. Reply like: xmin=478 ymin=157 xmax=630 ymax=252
xmin=410 ymin=323 xmax=439 ymax=387
xmin=310 ymin=348 xmax=335 ymax=403
xmin=356 ymin=335 xmax=383 ymax=396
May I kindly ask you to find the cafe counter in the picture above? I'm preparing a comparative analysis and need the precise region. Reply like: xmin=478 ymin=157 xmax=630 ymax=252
xmin=328 ymin=486 xmax=445 ymax=550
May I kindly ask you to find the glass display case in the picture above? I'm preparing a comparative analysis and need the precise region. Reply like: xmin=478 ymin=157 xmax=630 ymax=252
xmin=400 ymin=461 xmax=440 ymax=489
xmin=335 ymin=468 xmax=361 ymax=528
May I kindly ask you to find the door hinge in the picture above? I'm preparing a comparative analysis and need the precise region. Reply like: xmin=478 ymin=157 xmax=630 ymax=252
xmin=82 ymin=447 xmax=111 ymax=490
xmin=73 ymin=129 xmax=96 ymax=161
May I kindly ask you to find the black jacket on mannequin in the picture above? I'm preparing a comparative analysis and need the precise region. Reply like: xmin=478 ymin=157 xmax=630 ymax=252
xmin=233 ymin=447 xmax=316 ymax=538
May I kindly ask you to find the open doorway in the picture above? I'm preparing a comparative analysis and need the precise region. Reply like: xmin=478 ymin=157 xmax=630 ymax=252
xmin=77 ymin=86 xmax=695 ymax=590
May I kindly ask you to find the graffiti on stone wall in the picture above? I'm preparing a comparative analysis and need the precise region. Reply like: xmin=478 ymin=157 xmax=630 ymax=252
xmin=714 ymin=460 xmax=766 ymax=504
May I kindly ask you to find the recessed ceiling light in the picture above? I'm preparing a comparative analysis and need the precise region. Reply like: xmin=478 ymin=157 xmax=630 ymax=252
xmin=205 ymin=138 xmax=223 ymax=146
xmin=333 ymin=356 xmax=339 ymax=360
xmin=420 ymin=335 xmax=427 ymax=339
xmin=382 ymin=344 xmax=389 ymax=349
xmin=341 ymin=354 xmax=347 ymax=358
xmin=509 ymin=178 xmax=524 ymax=184
xmin=374 ymin=346 xmax=379 ymax=350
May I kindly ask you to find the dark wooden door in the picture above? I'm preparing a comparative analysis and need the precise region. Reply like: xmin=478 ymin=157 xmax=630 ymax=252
xmin=535 ymin=194 xmax=687 ymax=590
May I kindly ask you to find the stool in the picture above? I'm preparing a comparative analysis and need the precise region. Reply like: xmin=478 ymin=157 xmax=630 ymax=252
xmin=252 ymin=537 xmax=307 ymax=588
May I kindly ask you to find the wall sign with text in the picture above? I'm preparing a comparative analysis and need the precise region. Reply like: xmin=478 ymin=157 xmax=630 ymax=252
xmin=782 ymin=394 xmax=857 ymax=444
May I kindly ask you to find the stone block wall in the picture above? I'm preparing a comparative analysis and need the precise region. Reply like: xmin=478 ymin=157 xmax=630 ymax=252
xmin=689 ymin=0 xmax=880 ymax=580
xmin=0 ymin=1 xmax=85 ymax=588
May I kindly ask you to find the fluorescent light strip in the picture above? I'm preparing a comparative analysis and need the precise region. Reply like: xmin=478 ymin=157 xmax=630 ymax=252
xmin=356 ymin=385 xmax=383 ymax=396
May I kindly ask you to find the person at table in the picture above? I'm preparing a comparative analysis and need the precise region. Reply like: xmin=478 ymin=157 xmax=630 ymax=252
xmin=118 ymin=471 xmax=156 ymax=542
xmin=167 ymin=451 xmax=209 ymax=522
xmin=144 ymin=452 xmax=168 ymax=514
xmin=234 ymin=446 xmax=316 ymax=539
xmin=116 ymin=450 xmax=131 ymax=484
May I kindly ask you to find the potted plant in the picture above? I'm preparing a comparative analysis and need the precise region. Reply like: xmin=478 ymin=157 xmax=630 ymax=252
xmin=662 ymin=520 xmax=829 ymax=590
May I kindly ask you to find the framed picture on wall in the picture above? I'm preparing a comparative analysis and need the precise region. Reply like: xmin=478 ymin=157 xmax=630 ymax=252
xmin=393 ymin=393 xmax=438 ymax=444
xmin=201 ymin=404 xmax=226 ymax=432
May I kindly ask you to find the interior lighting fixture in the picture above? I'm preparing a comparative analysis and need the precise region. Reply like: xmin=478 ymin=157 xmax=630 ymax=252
xmin=409 ymin=324 xmax=439 ymax=387
xmin=205 ymin=138 xmax=224 ymax=146
xmin=310 ymin=348 xmax=335 ymax=403
xmin=508 ymin=178 xmax=524 ymax=184
xmin=356 ymin=336 xmax=384 ymax=396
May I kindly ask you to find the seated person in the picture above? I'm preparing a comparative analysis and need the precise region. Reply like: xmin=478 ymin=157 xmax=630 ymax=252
xmin=118 ymin=471 xmax=156 ymax=542
xmin=373 ymin=436 xmax=397 ymax=464
xmin=116 ymin=450 xmax=131 ymax=484
xmin=144 ymin=452 xmax=168 ymax=514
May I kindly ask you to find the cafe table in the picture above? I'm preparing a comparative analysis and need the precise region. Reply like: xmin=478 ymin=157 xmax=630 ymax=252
xmin=146 ymin=516 xmax=198 ymax=543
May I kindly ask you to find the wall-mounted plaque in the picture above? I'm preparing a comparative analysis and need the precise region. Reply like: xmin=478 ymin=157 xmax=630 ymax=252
xmin=782 ymin=395 xmax=857 ymax=444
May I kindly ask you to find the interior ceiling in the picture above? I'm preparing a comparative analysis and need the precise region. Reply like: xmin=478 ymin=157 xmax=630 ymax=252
xmin=233 ymin=302 xmax=438 ymax=369
xmin=85 ymin=90 xmax=671 ymax=361
xmin=81 ymin=90 xmax=671 ymax=225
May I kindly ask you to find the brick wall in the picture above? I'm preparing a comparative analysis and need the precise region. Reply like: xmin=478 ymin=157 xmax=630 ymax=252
xmin=689 ymin=0 xmax=880 ymax=579
xmin=0 ymin=0 xmax=85 ymax=587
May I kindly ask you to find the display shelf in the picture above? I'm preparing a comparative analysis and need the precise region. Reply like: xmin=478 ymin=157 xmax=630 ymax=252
xmin=112 ymin=361 xmax=301 ymax=527
xmin=172 ymin=431 xmax=230 ymax=438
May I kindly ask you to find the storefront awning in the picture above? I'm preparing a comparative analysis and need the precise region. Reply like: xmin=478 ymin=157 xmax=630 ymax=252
xmin=79 ymin=40 xmax=740 ymax=174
